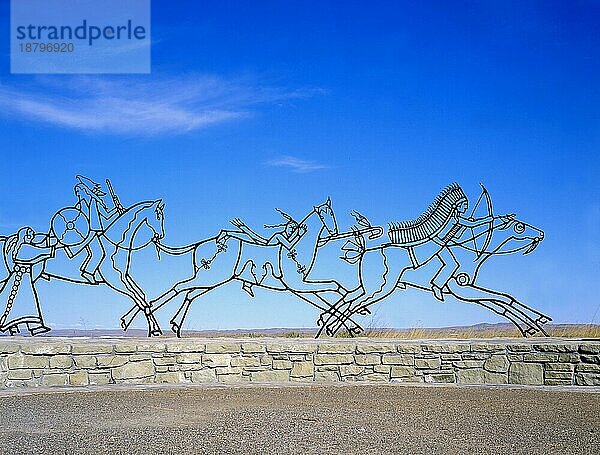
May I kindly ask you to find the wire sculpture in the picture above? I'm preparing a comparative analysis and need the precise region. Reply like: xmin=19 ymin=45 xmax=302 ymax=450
xmin=0 ymin=177 xmax=551 ymax=338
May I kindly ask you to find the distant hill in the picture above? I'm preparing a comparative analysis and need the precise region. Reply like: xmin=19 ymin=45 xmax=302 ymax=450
xmin=1 ymin=323 xmax=597 ymax=339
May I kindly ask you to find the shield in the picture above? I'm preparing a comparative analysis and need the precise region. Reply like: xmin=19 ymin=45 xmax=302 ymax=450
xmin=51 ymin=207 xmax=90 ymax=247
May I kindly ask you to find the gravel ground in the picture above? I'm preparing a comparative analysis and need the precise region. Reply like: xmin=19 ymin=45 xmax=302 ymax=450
xmin=0 ymin=384 xmax=598 ymax=454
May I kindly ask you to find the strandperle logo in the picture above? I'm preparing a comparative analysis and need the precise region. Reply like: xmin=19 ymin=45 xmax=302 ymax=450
xmin=15 ymin=19 xmax=147 ymax=47
xmin=11 ymin=0 xmax=150 ymax=74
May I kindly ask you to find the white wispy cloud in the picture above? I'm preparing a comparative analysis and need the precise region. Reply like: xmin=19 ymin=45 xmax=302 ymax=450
xmin=0 ymin=75 xmax=319 ymax=135
xmin=265 ymin=155 xmax=329 ymax=173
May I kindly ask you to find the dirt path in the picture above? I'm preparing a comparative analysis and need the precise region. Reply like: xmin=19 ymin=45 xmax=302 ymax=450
xmin=0 ymin=384 xmax=598 ymax=454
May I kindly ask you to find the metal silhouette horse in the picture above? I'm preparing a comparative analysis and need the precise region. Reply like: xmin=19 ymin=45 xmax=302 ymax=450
xmin=0 ymin=177 xmax=550 ymax=338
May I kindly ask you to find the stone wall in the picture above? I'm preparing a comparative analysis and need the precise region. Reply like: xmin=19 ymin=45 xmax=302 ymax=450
xmin=0 ymin=338 xmax=598 ymax=388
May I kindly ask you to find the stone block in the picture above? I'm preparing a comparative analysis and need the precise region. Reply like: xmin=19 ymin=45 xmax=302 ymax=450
xmin=545 ymin=363 xmax=573 ymax=371
xmin=391 ymin=376 xmax=423 ymax=383
xmin=218 ymin=373 xmax=249 ymax=384
xmin=72 ymin=344 xmax=113 ymax=355
xmin=373 ymin=365 xmax=391 ymax=374
xmin=575 ymin=373 xmax=600 ymax=386
xmin=382 ymin=354 xmax=413 ymax=365
xmin=73 ymin=355 xmax=96 ymax=369
xmin=391 ymin=366 xmax=416 ymax=378
xmin=441 ymin=354 xmax=462 ymax=361
xmin=415 ymin=358 xmax=441 ymax=369
xmin=396 ymin=344 xmax=421 ymax=354
xmin=360 ymin=373 xmax=389 ymax=382
xmin=251 ymin=369 xmax=290 ymax=382
xmin=202 ymin=354 xmax=231 ymax=367
xmin=317 ymin=343 xmax=356 ymax=354
xmin=129 ymin=354 xmax=152 ymax=361
xmin=509 ymin=362 xmax=543 ymax=385
xmin=0 ymin=343 xmax=20 ymax=354
xmin=112 ymin=360 xmax=155 ymax=380
xmin=506 ymin=344 xmax=532 ymax=353
xmin=315 ymin=370 xmax=339 ymax=382
xmin=89 ymin=372 xmax=112 ymax=385
xmin=135 ymin=343 xmax=166 ymax=353
xmin=523 ymin=353 xmax=558 ymax=363
xmin=96 ymin=355 xmax=128 ymax=368
xmin=165 ymin=342 xmax=205 ymax=353
xmin=176 ymin=353 xmax=203 ymax=364
xmin=231 ymin=356 xmax=261 ymax=368
xmin=579 ymin=344 xmax=600 ymax=354
xmin=273 ymin=360 xmax=293 ymax=370
xmin=533 ymin=343 xmax=578 ymax=353
xmin=453 ymin=360 xmax=485 ymax=369
xmin=545 ymin=379 xmax=572 ymax=386
xmin=8 ymin=354 xmax=48 ymax=369
xmin=205 ymin=342 xmax=241 ymax=354
xmin=266 ymin=343 xmax=317 ymax=353
xmin=576 ymin=363 xmax=600 ymax=373
xmin=155 ymin=372 xmax=185 ymax=384
xmin=463 ymin=353 xmax=490 ymax=360
xmin=21 ymin=344 xmax=71 ymax=355
xmin=152 ymin=356 xmax=177 ymax=366
xmin=215 ymin=366 xmax=242 ymax=375
xmin=49 ymin=355 xmax=73 ymax=369
xmin=355 ymin=343 xmax=396 ymax=354
xmin=544 ymin=371 xmax=572 ymax=381
xmin=290 ymin=361 xmax=314 ymax=378
xmin=340 ymin=365 xmax=364 ymax=376
xmin=8 ymin=369 xmax=32 ymax=380
xmin=423 ymin=343 xmax=469 ymax=353
xmin=425 ymin=373 xmax=455 ymax=383
xmin=191 ymin=369 xmax=218 ymax=383
xmin=470 ymin=343 xmax=505 ymax=353
xmin=484 ymin=355 xmax=509 ymax=373
xmin=457 ymin=369 xmax=507 ymax=385
xmin=113 ymin=343 xmax=137 ymax=354
xmin=241 ymin=343 xmax=266 ymax=353
xmin=354 ymin=355 xmax=381 ymax=365
xmin=581 ymin=355 xmax=600 ymax=364
xmin=41 ymin=373 xmax=68 ymax=387
xmin=314 ymin=354 xmax=354 ymax=365
xmin=69 ymin=371 xmax=89 ymax=386
xmin=558 ymin=353 xmax=580 ymax=363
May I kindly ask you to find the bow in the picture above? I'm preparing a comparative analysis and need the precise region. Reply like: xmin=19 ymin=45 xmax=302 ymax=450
xmin=469 ymin=183 xmax=494 ymax=259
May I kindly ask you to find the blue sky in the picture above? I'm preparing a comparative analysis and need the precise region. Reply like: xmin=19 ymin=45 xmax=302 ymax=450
xmin=0 ymin=1 xmax=598 ymax=332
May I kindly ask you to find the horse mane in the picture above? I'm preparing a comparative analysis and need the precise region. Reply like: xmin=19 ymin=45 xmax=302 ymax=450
xmin=387 ymin=183 xmax=467 ymax=246
xmin=108 ymin=200 xmax=156 ymax=249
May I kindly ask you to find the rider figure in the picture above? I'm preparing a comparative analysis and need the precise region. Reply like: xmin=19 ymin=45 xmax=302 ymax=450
xmin=217 ymin=209 xmax=308 ymax=297
xmin=431 ymin=195 xmax=494 ymax=301
xmin=73 ymin=176 xmax=120 ymax=283
xmin=224 ymin=209 xmax=307 ymax=252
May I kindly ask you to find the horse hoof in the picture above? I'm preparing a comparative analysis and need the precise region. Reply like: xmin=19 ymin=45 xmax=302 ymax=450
xmin=525 ymin=327 xmax=538 ymax=336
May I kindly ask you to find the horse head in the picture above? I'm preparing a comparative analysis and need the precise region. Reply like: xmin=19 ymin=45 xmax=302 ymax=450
xmin=486 ymin=214 xmax=544 ymax=256
xmin=146 ymin=199 xmax=166 ymax=242
xmin=314 ymin=197 xmax=338 ymax=237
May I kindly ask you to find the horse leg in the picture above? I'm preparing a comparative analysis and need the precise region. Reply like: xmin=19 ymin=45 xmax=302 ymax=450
xmin=99 ymin=268 xmax=159 ymax=336
xmin=324 ymin=249 xmax=410 ymax=336
xmin=445 ymin=281 xmax=545 ymax=337
xmin=120 ymin=273 xmax=163 ymax=336
xmin=171 ymin=282 xmax=232 ymax=337
xmin=466 ymin=283 xmax=552 ymax=327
